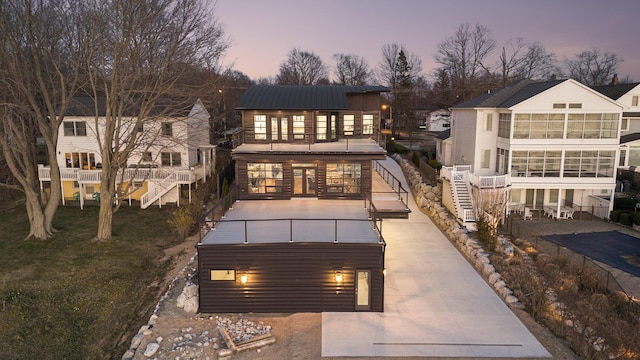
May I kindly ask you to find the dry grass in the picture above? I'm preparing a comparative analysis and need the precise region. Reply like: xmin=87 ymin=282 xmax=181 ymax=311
xmin=0 ymin=204 xmax=181 ymax=360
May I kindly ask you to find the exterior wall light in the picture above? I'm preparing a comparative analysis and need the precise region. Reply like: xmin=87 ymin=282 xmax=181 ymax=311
xmin=382 ymin=268 xmax=387 ymax=277
xmin=335 ymin=270 xmax=343 ymax=284
xmin=240 ymin=272 xmax=248 ymax=284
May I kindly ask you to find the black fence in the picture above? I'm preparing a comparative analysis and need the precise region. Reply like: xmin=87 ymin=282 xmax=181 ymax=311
xmin=506 ymin=218 xmax=633 ymax=301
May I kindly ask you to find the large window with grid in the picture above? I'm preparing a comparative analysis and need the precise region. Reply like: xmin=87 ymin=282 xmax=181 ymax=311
xmin=293 ymin=115 xmax=305 ymax=139
xmin=362 ymin=114 xmax=374 ymax=135
xmin=513 ymin=113 xmax=564 ymax=139
xmin=247 ymin=163 xmax=283 ymax=193
xmin=564 ymin=150 xmax=615 ymax=178
xmin=326 ymin=163 xmax=361 ymax=194
xmin=343 ymin=115 xmax=354 ymax=136
xmin=65 ymin=152 xmax=96 ymax=169
xmin=254 ymin=115 xmax=267 ymax=140
xmin=316 ymin=115 xmax=327 ymax=140
xmin=511 ymin=151 xmax=561 ymax=177
xmin=567 ymin=113 xmax=618 ymax=139
xmin=498 ymin=113 xmax=510 ymax=138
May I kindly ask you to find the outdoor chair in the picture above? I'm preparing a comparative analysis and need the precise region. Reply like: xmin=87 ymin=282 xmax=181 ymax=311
xmin=523 ymin=207 xmax=533 ymax=220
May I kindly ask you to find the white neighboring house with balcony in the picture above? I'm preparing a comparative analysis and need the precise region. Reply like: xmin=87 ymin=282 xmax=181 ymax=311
xmin=38 ymin=97 xmax=216 ymax=209
xmin=440 ymin=79 xmax=624 ymax=229
xmin=591 ymin=79 xmax=640 ymax=168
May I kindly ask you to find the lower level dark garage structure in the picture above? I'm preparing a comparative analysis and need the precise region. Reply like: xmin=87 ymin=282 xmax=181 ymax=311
xmin=197 ymin=199 xmax=386 ymax=313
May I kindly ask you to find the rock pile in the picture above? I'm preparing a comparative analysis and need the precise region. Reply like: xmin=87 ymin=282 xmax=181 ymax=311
xmin=392 ymin=154 xmax=523 ymax=309
xmin=166 ymin=324 xmax=220 ymax=358
xmin=216 ymin=316 xmax=271 ymax=343
xmin=176 ymin=282 xmax=199 ymax=313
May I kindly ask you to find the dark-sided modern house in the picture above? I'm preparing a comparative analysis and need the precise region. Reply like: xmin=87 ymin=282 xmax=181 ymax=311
xmin=198 ymin=85 xmax=389 ymax=313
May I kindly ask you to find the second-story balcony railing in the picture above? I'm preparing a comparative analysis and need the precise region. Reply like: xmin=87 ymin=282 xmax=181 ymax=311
xmin=468 ymin=172 xmax=511 ymax=189
xmin=441 ymin=166 xmax=511 ymax=189
xmin=38 ymin=163 xmax=211 ymax=185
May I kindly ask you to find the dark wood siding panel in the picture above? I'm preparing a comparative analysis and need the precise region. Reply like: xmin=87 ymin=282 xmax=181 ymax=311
xmin=234 ymin=155 xmax=380 ymax=200
xmin=198 ymin=242 xmax=384 ymax=313
xmin=346 ymin=93 xmax=381 ymax=111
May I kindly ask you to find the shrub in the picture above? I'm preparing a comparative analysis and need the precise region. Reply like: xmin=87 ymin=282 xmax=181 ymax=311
xmin=610 ymin=210 xmax=622 ymax=222
xmin=167 ymin=205 xmax=198 ymax=240
xmin=620 ymin=212 xmax=634 ymax=226
xmin=386 ymin=141 xmax=408 ymax=155
xmin=396 ymin=143 xmax=408 ymax=154
xmin=633 ymin=211 xmax=640 ymax=226
xmin=614 ymin=196 xmax=636 ymax=211
xmin=428 ymin=159 xmax=442 ymax=170
xmin=475 ymin=214 xmax=497 ymax=251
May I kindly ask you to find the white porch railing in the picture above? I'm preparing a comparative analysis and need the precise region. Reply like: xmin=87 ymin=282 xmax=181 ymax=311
xmin=39 ymin=166 xmax=204 ymax=184
xmin=78 ymin=170 xmax=101 ymax=183
xmin=468 ymin=173 xmax=511 ymax=189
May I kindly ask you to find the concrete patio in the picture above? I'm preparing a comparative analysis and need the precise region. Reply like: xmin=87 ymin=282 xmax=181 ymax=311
xmin=322 ymin=157 xmax=551 ymax=358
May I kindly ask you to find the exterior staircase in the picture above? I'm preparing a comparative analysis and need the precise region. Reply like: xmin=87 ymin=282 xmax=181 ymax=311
xmin=140 ymin=173 xmax=177 ymax=209
xmin=439 ymin=166 xmax=476 ymax=230
xmin=450 ymin=170 xmax=476 ymax=225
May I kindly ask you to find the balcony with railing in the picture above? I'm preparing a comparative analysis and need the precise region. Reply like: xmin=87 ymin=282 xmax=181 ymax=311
xmin=38 ymin=163 xmax=211 ymax=185
xmin=441 ymin=166 xmax=511 ymax=189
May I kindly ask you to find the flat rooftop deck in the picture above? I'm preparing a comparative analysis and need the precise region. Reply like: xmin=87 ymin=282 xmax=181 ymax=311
xmin=200 ymin=199 xmax=382 ymax=245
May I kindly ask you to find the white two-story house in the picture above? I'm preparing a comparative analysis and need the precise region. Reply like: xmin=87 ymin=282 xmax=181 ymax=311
xmin=592 ymin=78 xmax=640 ymax=167
xmin=38 ymin=97 xmax=216 ymax=208
xmin=440 ymin=79 xmax=624 ymax=226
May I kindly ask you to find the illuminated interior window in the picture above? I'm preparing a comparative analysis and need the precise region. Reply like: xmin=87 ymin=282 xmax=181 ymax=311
xmin=210 ymin=270 xmax=235 ymax=281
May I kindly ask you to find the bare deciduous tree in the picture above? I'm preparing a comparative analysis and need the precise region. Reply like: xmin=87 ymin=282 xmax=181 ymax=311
xmin=276 ymin=48 xmax=329 ymax=85
xmin=332 ymin=53 xmax=375 ymax=85
xmin=565 ymin=48 xmax=622 ymax=86
xmin=515 ymin=42 xmax=561 ymax=81
xmin=80 ymin=0 xmax=229 ymax=240
xmin=434 ymin=22 xmax=496 ymax=101
xmin=0 ymin=0 xmax=87 ymax=240
xmin=497 ymin=39 xmax=561 ymax=86
xmin=472 ymin=187 xmax=510 ymax=250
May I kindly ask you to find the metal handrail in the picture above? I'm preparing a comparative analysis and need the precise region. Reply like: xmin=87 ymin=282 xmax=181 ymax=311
xmin=207 ymin=218 xmax=381 ymax=244
xmin=373 ymin=160 xmax=409 ymax=205
xmin=198 ymin=187 xmax=385 ymax=246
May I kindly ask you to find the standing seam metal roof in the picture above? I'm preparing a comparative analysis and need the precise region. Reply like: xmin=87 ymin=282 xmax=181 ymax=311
xmin=235 ymin=85 xmax=389 ymax=110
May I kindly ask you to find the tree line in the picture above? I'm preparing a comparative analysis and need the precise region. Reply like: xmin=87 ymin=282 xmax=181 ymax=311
xmin=0 ymin=0 xmax=633 ymax=241
xmin=264 ymin=22 xmax=630 ymax=137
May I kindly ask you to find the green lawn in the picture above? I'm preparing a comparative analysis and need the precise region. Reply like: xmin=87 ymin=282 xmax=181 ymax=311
xmin=0 ymin=204 xmax=181 ymax=360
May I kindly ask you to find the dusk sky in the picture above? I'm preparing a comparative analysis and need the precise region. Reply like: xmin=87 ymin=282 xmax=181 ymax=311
xmin=215 ymin=0 xmax=640 ymax=83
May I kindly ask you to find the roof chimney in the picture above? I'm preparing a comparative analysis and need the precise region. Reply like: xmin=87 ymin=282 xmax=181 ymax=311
xmin=611 ymin=74 xmax=619 ymax=86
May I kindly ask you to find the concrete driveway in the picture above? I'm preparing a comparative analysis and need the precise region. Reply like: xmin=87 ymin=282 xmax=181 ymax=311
xmin=322 ymin=157 xmax=550 ymax=358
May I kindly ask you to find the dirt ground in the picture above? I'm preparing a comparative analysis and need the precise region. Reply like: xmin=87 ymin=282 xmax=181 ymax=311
xmin=128 ymin=235 xmax=580 ymax=360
